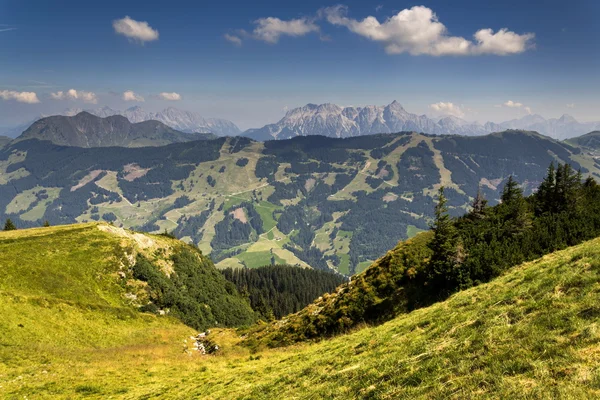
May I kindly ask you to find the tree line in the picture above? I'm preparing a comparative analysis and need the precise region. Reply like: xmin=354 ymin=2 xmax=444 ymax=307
xmin=221 ymin=264 xmax=347 ymax=320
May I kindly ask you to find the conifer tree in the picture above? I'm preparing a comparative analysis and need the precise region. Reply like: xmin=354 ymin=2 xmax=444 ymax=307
xmin=500 ymin=176 xmax=531 ymax=237
xmin=3 ymin=219 xmax=16 ymax=231
xmin=536 ymin=163 xmax=556 ymax=215
xmin=427 ymin=187 xmax=464 ymax=296
xmin=43 ymin=220 xmax=50 ymax=227
xmin=501 ymin=176 xmax=521 ymax=205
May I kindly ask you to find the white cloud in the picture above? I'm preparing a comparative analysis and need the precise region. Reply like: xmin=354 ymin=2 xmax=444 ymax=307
xmin=224 ymin=33 xmax=243 ymax=46
xmin=122 ymin=90 xmax=145 ymax=102
xmin=566 ymin=103 xmax=575 ymax=109
xmin=0 ymin=90 xmax=40 ymax=104
xmin=253 ymin=17 xmax=319 ymax=44
xmin=503 ymin=100 xmax=524 ymax=108
xmin=51 ymin=89 xmax=97 ymax=104
xmin=501 ymin=100 xmax=532 ymax=114
xmin=429 ymin=102 xmax=465 ymax=118
xmin=159 ymin=92 xmax=182 ymax=101
xmin=321 ymin=5 xmax=534 ymax=56
xmin=113 ymin=16 xmax=159 ymax=43
xmin=473 ymin=28 xmax=535 ymax=55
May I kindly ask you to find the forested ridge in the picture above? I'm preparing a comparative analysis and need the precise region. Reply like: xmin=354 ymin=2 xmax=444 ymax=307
xmin=1 ymin=130 xmax=597 ymax=277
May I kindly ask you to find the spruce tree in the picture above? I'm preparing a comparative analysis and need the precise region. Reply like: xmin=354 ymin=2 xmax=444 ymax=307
xmin=3 ymin=219 xmax=16 ymax=231
xmin=43 ymin=220 xmax=50 ymax=227
xmin=501 ymin=176 xmax=521 ymax=205
xmin=427 ymin=187 xmax=464 ymax=296
xmin=500 ymin=176 xmax=531 ymax=237
xmin=536 ymin=163 xmax=556 ymax=215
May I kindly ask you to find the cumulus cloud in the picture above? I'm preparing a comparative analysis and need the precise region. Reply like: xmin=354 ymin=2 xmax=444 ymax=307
xmin=122 ymin=90 xmax=145 ymax=102
xmin=321 ymin=5 xmax=534 ymax=56
xmin=113 ymin=16 xmax=159 ymax=43
xmin=159 ymin=92 xmax=182 ymax=101
xmin=0 ymin=90 xmax=40 ymax=104
xmin=51 ymin=89 xmax=97 ymax=104
xmin=429 ymin=102 xmax=465 ymax=118
xmin=224 ymin=33 xmax=243 ymax=46
xmin=501 ymin=100 xmax=532 ymax=114
xmin=253 ymin=17 xmax=319 ymax=43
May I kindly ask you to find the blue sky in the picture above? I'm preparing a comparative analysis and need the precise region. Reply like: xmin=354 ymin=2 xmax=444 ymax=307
xmin=0 ymin=0 xmax=598 ymax=129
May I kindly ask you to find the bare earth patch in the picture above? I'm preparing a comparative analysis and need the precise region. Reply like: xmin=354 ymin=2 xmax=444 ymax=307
xmin=377 ymin=168 xmax=389 ymax=179
xmin=480 ymin=177 xmax=503 ymax=190
xmin=71 ymin=170 xmax=104 ymax=192
xmin=230 ymin=208 xmax=248 ymax=223
xmin=383 ymin=193 xmax=398 ymax=202
xmin=123 ymin=164 xmax=150 ymax=181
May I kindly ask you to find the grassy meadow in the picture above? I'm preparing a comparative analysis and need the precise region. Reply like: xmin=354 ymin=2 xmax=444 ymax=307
xmin=1 ymin=224 xmax=599 ymax=398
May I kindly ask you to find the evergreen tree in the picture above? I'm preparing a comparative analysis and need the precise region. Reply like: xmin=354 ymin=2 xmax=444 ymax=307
xmin=501 ymin=176 xmax=521 ymax=205
xmin=43 ymin=220 xmax=50 ymax=227
xmin=536 ymin=163 xmax=556 ymax=215
xmin=500 ymin=176 xmax=532 ymax=237
xmin=427 ymin=187 xmax=464 ymax=296
xmin=3 ymin=219 xmax=16 ymax=231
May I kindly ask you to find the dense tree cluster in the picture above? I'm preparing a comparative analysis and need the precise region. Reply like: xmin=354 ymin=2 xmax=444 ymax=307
xmin=221 ymin=265 xmax=347 ymax=320
xmin=132 ymin=247 xmax=255 ymax=331
xmin=236 ymin=158 xmax=249 ymax=167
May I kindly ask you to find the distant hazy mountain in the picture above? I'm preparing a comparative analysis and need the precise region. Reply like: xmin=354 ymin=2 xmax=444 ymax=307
xmin=244 ymin=101 xmax=501 ymax=141
xmin=244 ymin=101 xmax=600 ymax=141
xmin=16 ymin=112 xmax=215 ymax=148
xmin=62 ymin=106 xmax=240 ymax=136
xmin=500 ymin=114 xmax=600 ymax=141
xmin=567 ymin=131 xmax=600 ymax=149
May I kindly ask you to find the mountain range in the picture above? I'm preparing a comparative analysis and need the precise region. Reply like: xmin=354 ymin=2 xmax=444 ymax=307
xmin=1 ymin=106 xmax=240 ymax=139
xmin=16 ymin=112 xmax=215 ymax=148
xmin=244 ymin=101 xmax=600 ymax=141
xmin=62 ymin=106 xmax=241 ymax=136
xmin=2 ymin=101 xmax=598 ymax=145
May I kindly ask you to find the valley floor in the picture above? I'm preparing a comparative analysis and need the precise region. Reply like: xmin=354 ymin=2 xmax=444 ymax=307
xmin=2 ymin=236 xmax=600 ymax=399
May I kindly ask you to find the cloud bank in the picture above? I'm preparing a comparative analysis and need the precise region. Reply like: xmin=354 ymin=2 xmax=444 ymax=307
xmin=232 ymin=5 xmax=534 ymax=56
xmin=0 ymin=90 xmax=40 ymax=104
xmin=322 ymin=5 xmax=534 ymax=56
xmin=51 ymin=89 xmax=97 ymax=104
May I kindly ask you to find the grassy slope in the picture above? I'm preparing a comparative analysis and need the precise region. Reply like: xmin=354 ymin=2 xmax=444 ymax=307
xmin=0 ymin=223 xmax=198 ymax=398
xmin=3 ymin=232 xmax=600 ymax=398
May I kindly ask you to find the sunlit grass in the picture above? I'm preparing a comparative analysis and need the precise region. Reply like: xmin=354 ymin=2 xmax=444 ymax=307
xmin=2 ymin=224 xmax=600 ymax=399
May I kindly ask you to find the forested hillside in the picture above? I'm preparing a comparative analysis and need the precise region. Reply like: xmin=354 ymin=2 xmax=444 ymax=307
xmin=1 ymin=130 xmax=598 ymax=276
xmin=247 ymin=163 xmax=600 ymax=345
xmin=221 ymin=264 xmax=347 ymax=320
